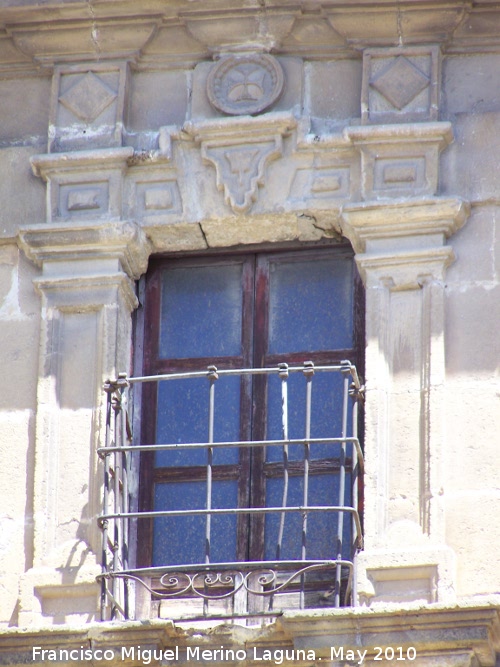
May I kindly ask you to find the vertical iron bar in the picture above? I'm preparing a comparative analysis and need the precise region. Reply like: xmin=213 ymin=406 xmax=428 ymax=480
xmin=335 ymin=364 xmax=350 ymax=607
xmin=301 ymin=361 xmax=314 ymax=609
xmin=276 ymin=363 xmax=289 ymax=561
xmin=205 ymin=366 xmax=218 ymax=615
xmin=100 ymin=382 xmax=113 ymax=621
xmin=111 ymin=387 xmax=121 ymax=619
xmin=351 ymin=380 xmax=359 ymax=606
xmin=121 ymin=382 xmax=130 ymax=618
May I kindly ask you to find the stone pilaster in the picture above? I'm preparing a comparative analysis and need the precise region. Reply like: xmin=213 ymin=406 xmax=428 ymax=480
xmin=18 ymin=142 xmax=150 ymax=625
xmin=17 ymin=219 xmax=149 ymax=626
xmin=341 ymin=197 xmax=469 ymax=606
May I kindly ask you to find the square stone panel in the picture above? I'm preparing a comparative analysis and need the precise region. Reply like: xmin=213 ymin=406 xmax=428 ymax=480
xmin=362 ymin=46 xmax=440 ymax=124
xmin=57 ymin=182 xmax=109 ymax=219
xmin=59 ymin=72 xmax=117 ymax=124
xmin=370 ymin=56 xmax=429 ymax=111
xmin=50 ymin=63 xmax=128 ymax=151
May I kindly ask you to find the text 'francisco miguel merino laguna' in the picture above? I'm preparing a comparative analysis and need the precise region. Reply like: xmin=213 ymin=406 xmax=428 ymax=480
xmin=32 ymin=644 xmax=417 ymax=664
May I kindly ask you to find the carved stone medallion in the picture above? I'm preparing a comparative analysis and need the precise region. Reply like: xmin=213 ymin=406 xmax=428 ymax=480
xmin=207 ymin=54 xmax=284 ymax=116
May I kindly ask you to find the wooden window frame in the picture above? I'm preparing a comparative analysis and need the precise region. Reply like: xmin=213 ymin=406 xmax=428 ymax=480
xmin=136 ymin=244 xmax=365 ymax=571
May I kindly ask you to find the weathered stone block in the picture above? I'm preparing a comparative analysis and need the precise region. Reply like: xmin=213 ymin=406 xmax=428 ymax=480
xmin=128 ymin=70 xmax=189 ymax=130
xmin=0 ymin=148 xmax=46 ymax=238
xmin=307 ymin=59 xmax=362 ymax=125
xmin=445 ymin=284 xmax=500 ymax=376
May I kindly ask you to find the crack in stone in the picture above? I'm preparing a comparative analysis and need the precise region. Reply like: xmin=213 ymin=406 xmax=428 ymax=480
xmin=87 ymin=0 xmax=101 ymax=57
xmin=199 ymin=223 xmax=210 ymax=248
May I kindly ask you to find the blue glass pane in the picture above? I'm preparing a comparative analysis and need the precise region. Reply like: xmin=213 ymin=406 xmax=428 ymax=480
xmin=264 ymin=474 xmax=352 ymax=561
xmin=153 ymin=480 xmax=238 ymax=565
xmin=266 ymin=372 xmax=349 ymax=462
xmin=159 ymin=263 xmax=243 ymax=358
xmin=155 ymin=376 xmax=240 ymax=467
xmin=268 ymin=257 xmax=353 ymax=354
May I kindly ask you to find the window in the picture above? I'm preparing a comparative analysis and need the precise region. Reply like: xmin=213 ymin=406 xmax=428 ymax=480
xmin=134 ymin=246 xmax=363 ymax=610
xmin=99 ymin=245 xmax=364 ymax=620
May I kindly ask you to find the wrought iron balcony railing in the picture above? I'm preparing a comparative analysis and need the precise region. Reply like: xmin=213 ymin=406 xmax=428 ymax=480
xmin=97 ymin=361 xmax=364 ymax=622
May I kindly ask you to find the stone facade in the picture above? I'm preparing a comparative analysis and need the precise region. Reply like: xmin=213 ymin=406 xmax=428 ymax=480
xmin=0 ymin=0 xmax=499 ymax=665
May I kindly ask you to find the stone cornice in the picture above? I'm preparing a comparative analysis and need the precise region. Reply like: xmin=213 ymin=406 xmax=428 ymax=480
xmin=2 ymin=2 xmax=500 ymax=71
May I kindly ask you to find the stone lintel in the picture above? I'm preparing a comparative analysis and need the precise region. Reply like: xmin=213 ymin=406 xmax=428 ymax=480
xmin=341 ymin=197 xmax=469 ymax=255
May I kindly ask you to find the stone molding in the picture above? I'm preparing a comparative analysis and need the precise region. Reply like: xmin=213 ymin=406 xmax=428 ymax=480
xmin=341 ymin=196 xmax=469 ymax=253
xmin=8 ymin=17 xmax=162 ymax=65
xmin=355 ymin=246 xmax=456 ymax=291
xmin=325 ymin=2 xmax=470 ymax=48
xmin=3 ymin=602 xmax=500 ymax=666
xmin=18 ymin=220 xmax=150 ymax=283
xmin=183 ymin=10 xmax=297 ymax=55
xmin=3 ymin=2 xmax=500 ymax=74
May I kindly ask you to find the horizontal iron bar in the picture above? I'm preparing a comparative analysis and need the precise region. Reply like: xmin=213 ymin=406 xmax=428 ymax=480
xmin=97 ymin=436 xmax=362 ymax=455
xmin=99 ymin=506 xmax=363 ymax=543
xmin=125 ymin=363 xmax=360 ymax=386
xmin=101 ymin=505 xmax=358 ymax=519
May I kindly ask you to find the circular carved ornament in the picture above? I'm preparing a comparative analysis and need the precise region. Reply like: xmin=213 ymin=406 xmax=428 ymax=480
xmin=207 ymin=54 xmax=285 ymax=116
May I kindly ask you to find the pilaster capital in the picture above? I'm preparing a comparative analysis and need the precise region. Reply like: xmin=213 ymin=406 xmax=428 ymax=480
xmin=18 ymin=219 xmax=150 ymax=279
xmin=341 ymin=197 xmax=469 ymax=254
xmin=356 ymin=246 xmax=455 ymax=291
xmin=18 ymin=219 xmax=151 ymax=311
xmin=341 ymin=197 xmax=469 ymax=289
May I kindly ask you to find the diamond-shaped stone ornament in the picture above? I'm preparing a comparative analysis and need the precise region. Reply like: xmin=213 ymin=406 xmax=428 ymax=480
xmin=370 ymin=56 xmax=429 ymax=110
xmin=59 ymin=72 xmax=117 ymax=123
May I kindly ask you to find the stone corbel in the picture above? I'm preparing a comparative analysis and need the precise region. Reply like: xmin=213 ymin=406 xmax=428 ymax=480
xmin=346 ymin=123 xmax=453 ymax=200
xmin=183 ymin=112 xmax=297 ymax=213
xmin=8 ymin=17 xmax=162 ymax=66
xmin=31 ymin=147 xmax=133 ymax=224
xmin=182 ymin=11 xmax=296 ymax=55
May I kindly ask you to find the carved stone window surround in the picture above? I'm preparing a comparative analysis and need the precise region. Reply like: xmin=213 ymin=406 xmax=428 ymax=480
xmin=20 ymin=107 xmax=470 ymax=620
